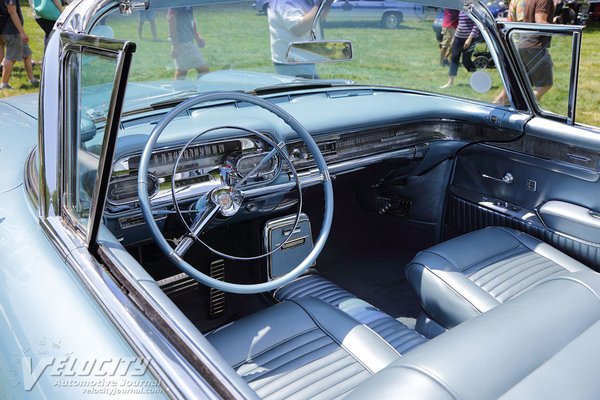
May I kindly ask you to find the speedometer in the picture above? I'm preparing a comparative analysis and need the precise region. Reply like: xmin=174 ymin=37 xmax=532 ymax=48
xmin=234 ymin=152 xmax=279 ymax=178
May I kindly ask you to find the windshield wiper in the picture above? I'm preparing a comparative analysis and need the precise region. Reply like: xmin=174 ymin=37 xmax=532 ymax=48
xmin=252 ymin=80 xmax=352 ymax=96
xmin=148 ymin=90 xmax=202 ymax=109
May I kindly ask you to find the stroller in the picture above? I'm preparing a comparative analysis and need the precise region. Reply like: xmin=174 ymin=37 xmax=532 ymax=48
xmin=472 ymin=43 xmax=496 ymax=70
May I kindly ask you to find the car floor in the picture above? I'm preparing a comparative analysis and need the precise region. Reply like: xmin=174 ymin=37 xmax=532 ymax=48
xmin=309 ymin=183 xmax=434 ymax=329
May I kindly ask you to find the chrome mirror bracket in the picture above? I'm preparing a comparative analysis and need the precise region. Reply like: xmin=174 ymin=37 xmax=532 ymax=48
xmin=119 ymin=0 xmax=148 ymax=15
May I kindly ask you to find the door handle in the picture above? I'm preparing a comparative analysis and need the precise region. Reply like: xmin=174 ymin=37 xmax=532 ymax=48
xmin=481 ymin=172 xmax=513 ymax=184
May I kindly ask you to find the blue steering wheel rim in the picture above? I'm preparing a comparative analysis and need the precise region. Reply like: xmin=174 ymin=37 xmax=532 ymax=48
xmin=137 ymin=91 xmax=334 ymax=294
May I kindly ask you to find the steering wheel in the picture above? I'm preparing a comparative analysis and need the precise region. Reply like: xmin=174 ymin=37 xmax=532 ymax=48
xmin=138 ymin=91 xmax=334 ymax=294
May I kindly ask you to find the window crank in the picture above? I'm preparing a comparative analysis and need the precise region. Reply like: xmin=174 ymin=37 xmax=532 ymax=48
xmin=481 ymin=172 xmax=514 ymax=184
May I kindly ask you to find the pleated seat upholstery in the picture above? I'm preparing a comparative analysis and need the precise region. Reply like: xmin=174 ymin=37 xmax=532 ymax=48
xmin=206 ymin=297 xmax=401 ymax=400
xmin=406 ymin=226 xmax=591 ymax=329
xmin=275 ymin=274 xmax=427 ymax=354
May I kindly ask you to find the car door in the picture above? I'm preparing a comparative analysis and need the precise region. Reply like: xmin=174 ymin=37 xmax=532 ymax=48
xmin=360 ymin=0 xmax=385 ymax=23
xmin=445 ymin=23 xmax=600 ymax=270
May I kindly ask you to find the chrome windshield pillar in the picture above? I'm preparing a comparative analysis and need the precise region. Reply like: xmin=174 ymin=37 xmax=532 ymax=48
xmin=466 ymin=1 xmax=530 ymax=111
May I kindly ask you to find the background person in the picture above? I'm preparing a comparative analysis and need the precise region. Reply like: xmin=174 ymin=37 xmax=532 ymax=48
xmin=439 ymin=9 xmax=459 ymax=67
xmin=1 ymin=0 xmax=37 ymax=90
xmin=518 ymin=0 xmax=555 ymax=100
xmin=440 ymin=12 xmax=480 ymax=88
xmin=27 ymin=0 xmax=63 ymax=46
xmin=268 ymin=0 xmax=321 ymax=78
xmin=493 ymin=0 xmax=525 ymax=104
xmin=167 ymin=6 xmax=209 ymax=80
xmin=509 ymin=0 xmax=526 ymax=21
xmin=138 ymin=9 xmax=158 ymax=41
xmin=0 ymin=37 xmax=4 ymax=75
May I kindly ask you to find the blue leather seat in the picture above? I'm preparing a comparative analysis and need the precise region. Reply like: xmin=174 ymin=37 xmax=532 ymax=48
xmin=406 ymin=226 xmax=591 ymax=329
xmin=346 ymin=271 xmax=600 ymax=399
xmin=206 ymin=297 xmax=401 ymax=400
xmin=275 ymin=274 xmax=427 ymax=354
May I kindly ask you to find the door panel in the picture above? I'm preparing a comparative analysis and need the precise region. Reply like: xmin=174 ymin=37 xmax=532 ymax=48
xmin=538 ymin=200 xmax=600 ymax=243
xmin=452 ymin=145 xmax=600 ymax=211
xmin=447 ymin=143 xmax=600 ymax=270
xmin=446 ymin=194 xmax=600 ymax=270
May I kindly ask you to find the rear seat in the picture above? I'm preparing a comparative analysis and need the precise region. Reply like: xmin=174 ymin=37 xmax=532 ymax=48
xmin=275 ymin=274 xmax=427 ymax=355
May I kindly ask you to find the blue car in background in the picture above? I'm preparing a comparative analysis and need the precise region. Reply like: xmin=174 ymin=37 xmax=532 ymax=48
xmin=326 ymin=0 xmax=426 ymax=28
xmin=254 ymin=0 xmax=426 ymax=28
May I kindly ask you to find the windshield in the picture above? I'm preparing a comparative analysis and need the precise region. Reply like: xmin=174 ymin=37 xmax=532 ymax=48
xmin=88 ymin=0 xmax=507 ymax=116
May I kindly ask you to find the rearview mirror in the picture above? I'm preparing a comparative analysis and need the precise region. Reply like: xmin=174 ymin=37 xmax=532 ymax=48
xmin=286 ymin=40 xmax=353 ymax=64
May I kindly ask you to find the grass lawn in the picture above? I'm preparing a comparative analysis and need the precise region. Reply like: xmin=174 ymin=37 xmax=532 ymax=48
xmin=0 ymin=2 xmax=46 ymax=97
xmin=2 ymin=1 xmax=599 ymax=127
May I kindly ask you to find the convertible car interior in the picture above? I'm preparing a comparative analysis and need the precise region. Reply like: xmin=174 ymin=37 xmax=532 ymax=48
xmin=100 ymin=90 xmax=600 ymax=396
xmin=8 ymin=0 xmax=600 ymax=397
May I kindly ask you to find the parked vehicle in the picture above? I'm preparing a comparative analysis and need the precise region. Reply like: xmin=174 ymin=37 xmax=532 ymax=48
xmin=325 ymin=0 xmax=426 ymax=28
xmin=255 ymin=0 xmax=425 ymax=28
xmin=2 ymin=0 xmax=600 ymax=398
xmin=252 ymin=0 xmax=269 ymax=13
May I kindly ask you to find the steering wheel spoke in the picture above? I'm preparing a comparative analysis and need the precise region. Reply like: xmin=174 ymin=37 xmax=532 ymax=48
xmin=172 ymin=201 xmax=220 ymax=258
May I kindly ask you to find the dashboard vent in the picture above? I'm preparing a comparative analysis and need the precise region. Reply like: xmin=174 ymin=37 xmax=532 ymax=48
xmin=157 ymin=272 xmax=199 ymax=297
xmin=209 ymin=260 xmax=226 ymax=318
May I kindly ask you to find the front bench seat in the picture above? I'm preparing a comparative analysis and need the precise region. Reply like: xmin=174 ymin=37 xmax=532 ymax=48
xmin=275 ymin=274 xmax=427 ymax=354
xmin=406 ymin=226 xmax=590 ymax=329
xmin=206 ymin=297 xmax=400 ymax=400
xmin=346 ymin=271 xmax=600 ymax=399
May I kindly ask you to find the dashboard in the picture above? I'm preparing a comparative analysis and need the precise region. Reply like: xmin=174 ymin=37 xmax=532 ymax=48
xmin=103 ymin=89 xmax=526 ymax=244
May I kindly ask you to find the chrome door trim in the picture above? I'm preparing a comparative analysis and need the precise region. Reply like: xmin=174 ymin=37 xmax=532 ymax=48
xmin=467 ymin=2 xmax=531 ymax=111
xmin=501 ymin=23 xmax=585 ymax=122
xmin=97 ymin=239 xmax=258 ymax=400
xmin=40 ymin=216 xmax=223 ymax=400
xmin=567 ymin=31 xmax=582 ymax=125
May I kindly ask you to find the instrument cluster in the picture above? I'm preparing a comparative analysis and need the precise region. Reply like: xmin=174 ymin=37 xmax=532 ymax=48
xmin=106 ymin=135 xmax=281 ymax=214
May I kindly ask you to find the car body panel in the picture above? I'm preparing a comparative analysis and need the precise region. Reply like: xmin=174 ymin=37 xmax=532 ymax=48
xmin=0 ymin=98 xmax=38 ymax=193
xmin=0 ymin=186 xmax=165 ymax=398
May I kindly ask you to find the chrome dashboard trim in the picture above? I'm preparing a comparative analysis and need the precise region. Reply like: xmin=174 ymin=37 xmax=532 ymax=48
xmin=106 ymin=146 xmax=418 ymax=217
xmin=108 ymin=135 xmax=275 ymax=208
xmin=241 ymin=147 xmax=416 ymax=198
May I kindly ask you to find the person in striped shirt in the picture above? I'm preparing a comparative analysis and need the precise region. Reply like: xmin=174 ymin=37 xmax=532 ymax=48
xmin=440 ymin=12 xmax=480 ymax=88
